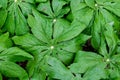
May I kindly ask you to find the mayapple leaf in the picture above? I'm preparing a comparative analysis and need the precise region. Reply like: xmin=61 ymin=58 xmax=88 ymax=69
xmin=0 ymin=47 xmax=33 ymax=62
xmin=0 ymin=61 xmax=29 ymax=80
xmin=85 ymin=0 xmax=95 ymax=8
xmin=41 ymin=56 xmax=74 ymax=80
xmin=29 ymin=9 xmax=52 ymax=43
xmin=0 ymin=0 xmax=7 ymax=9
xmin=83 ymin=63 xmax=108 ymax=80
xmin=0 ymin=9 xmax=7 ymax=28
xmin=69 ymin=51 xmax=103 ymax=73
xmin=54 ymin=19 xmax=87 ymax=42
xmin=37 ymin=0 xmax=69 ymax=18
xmin=104 ymin=1 xmax=120 ymax=17
xmin=0 ymin=73 xmax=2 ymax=80
xmin=36 ymin=0 xmax=47 ymax=2
xmin=0 ymin=32 xmax=12 ymax=52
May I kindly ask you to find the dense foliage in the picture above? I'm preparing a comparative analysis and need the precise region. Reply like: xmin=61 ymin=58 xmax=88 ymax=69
xmin=0 ymin=0 xmax=120 ymax=80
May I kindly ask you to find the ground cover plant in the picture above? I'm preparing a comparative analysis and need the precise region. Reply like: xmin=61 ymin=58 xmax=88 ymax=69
xmin=0 ymin=0 xmax=120 ymax=80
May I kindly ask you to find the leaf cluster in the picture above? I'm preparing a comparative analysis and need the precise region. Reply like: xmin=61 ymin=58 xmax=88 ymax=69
xmin=0 ymin=0 xmax=120 ymax=80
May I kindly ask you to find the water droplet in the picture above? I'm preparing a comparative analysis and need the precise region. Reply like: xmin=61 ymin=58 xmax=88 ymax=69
xmin=50 ymin=46 xmax=54 ymax=50
xmin=14 ymin=0 xmax=17 ymax=2
xmin=95 ymin=4 xmax=98 ymax=7
xmin=106 ymin=59 xmax=110 ymax=62
xmin=53 ymin=19 xmax=57 ymax=23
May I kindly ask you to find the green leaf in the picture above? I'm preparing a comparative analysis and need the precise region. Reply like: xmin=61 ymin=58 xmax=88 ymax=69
xmin=85 ymin=0 xmax=95 ymax=8
xmin=15 ymin=7 xmax=29 ymax=35
xmin=0 ymin=0 xmax=7 ymax=9
xmin=59 ymin=34 xmax=91 ymax=52
xmin=52 ymin=0 xmax=66 ymax=13
xmin=27 ymin=15 xmax=36 ymax=29
xmin=95 ymin=0 xmax=107 ymax=4
xmin=53 ymin=19 xmax=70 ymax=41
xmin=100 ymin=8 xmax=120 ymax=30
xmin=12 ymin=33 xmax=48 ymax=55
xmin=12 ymin=33 xmax=43 ymax=47
xmin=41 ymin=56 xmax=74 ymax=80
xmin=27 ymin=50 xmax=49 ymax=78
xmin=72 ymin=74 xmax=82 ymax=80
xmin=109 ymin=68 xmax=120 ymax=80
xmin=37 ymin=0 xmax=69 ymax=18
xmin=3 ymin=0 xmax=33 ymax=35
xmin=74 ymin=51 xmax=102 ymax=63
xmin=69 ymin=51 xmax=103 ymax=73
xmin=112 ymin=53 xmax=120 ymax=63
xmin=30 ymin=69 xmax=46 ymax=80
xmin=104 ymin=1 xmax=120 ymax=17
xmin=4 ymin=12 xmax=15 ymax=35
xmin=55 ymin=19 xmax=87 ymax=42
xmin=0 ymin=9 xmax=7 ymax=28
xmin=0 ymin=33 xmax=12 ymax=52
xmin=0 ymin=47 xmax=33 ymax=62
xmin=37 ymin=1 xmax=54 ymax=17
xmin=36 ymin=0 xmax=47 ymax=2
xmin=57 ymin=50 xmax=74 ymax=65
xmin=28 ymin=9 xmax=52 ymax=43
xmin=25 ymin=0 xmax=35 ymax=3
xmin=99 ymin=36 xmax=108 ymax=57
xmin=19 ymin=2 xmax=33 ymax=16
xmin=71 ymin=0 xmax=86 ymax=12
xmin=52 ymin=0 xmax=69 ymax=17
xmin=26 ymin=59 xmax=37 ymax=77
xmin=0 ymin=73 xmax=2 ymax=80
xmin=83 ymin=63 xmax=108 ymax=80
xmin=0 ymin=61 xmax=29 ymax=80
xmin=91 ymin=11 xmax=104 ymax=49
xmin=104 ymin=23 xmax=118 ymax=54
xmin=71 ymin=1 xmax=94 ymax=26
